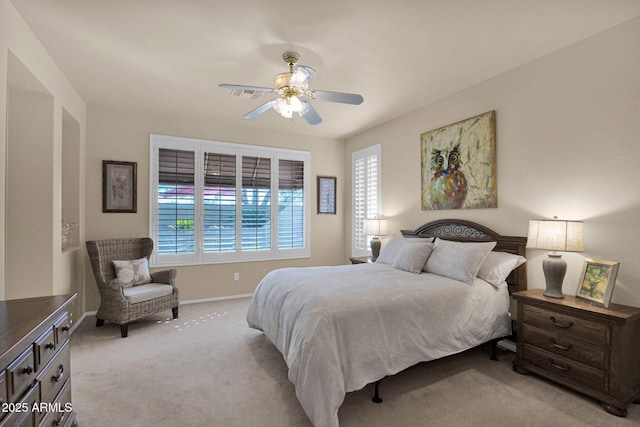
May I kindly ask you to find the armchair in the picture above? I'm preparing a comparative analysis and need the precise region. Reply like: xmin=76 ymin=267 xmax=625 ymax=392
xmin=86 ymin=237 xmax=179 ymax=337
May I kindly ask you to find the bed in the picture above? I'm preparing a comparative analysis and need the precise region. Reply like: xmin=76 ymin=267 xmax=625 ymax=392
xmin=246 ymin=219 xmax=527 ymax=427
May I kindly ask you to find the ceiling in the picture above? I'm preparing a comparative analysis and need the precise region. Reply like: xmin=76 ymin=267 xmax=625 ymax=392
xmin=11 ymin=0 xmax=640 ymax=139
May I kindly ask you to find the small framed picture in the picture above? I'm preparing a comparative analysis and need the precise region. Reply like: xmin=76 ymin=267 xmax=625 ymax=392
xmin=103 ymin=160 xmax=137 ymax=213
xmin=317 ymin=176 xmax=336 ymax=215
xmin=576 ymin=259 xmax=619 ymax=307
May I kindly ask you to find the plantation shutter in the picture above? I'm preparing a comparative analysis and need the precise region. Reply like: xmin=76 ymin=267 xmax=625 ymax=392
xmin=278 ymin=159 xmax=305 ymax=249
xmin=352 ymin=145 xmax=381 ymax=256
xmin=203 ymin=152 xmax=237 ymax=253
xmin=157 ymin=148 xmax=195 ymax=254
xmin=241 ymin=156 xmax=271 ymax=251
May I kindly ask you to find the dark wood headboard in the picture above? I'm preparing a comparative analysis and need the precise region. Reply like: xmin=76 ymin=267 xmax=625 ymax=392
xmin=401 ymin=218 xmax=527 ymax=294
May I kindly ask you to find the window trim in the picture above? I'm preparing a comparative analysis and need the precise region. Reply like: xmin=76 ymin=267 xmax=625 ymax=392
xmin=351 ymin=144 xmax=382 ymax=257
xmin=149 ymin=134 xmax=310 ymax=267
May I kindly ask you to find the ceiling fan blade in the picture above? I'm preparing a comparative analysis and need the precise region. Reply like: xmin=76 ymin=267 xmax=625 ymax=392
xmin=219 ymin=84 xmax=275 ymax=93
xmin=290 ymin=66 xmax=315 ymax=89
xmin=312 ymin=90 xmax=363 ymax=105
xmin=243 ymin=100 xmax=276 ymax=120
xmin=299 ymin=102 xmax=322 ymax=125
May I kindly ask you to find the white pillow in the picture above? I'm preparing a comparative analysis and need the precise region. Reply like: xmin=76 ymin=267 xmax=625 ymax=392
xmin=376 ymin=237 xmax=434 ymax=265
xmin=478 ymin=251 xmax=526 ymax=287
xmin=392 ymin=242 xmax=434 ymax=274
xmin=375 ymin=237 xmax=406 ymax=264
xmin=424 ymin=238 xmax=497 ymax=285
xmin=113 ymin=257 xmax=152 ymax=287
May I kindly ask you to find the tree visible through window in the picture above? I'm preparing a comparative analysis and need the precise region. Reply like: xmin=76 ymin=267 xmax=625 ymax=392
xmin=150 ymin=135 xmax=309 ymax=265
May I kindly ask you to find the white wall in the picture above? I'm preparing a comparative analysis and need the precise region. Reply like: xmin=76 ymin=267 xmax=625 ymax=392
xmin=346 ymin=17 xmax=640 ymax=308
xmin=84 ymin=105 xmax=346 ymax=310
xmin=0 ymin=0 xmax=86 ymax=316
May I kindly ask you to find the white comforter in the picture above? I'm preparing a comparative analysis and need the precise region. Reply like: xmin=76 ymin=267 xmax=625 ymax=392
xmin=246 ymin=263 xmax=511 ymax=427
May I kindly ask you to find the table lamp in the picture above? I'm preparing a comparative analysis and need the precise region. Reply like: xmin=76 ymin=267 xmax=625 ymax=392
xmin=363 ymin=218 xmax=388 ymax=262
xmin=526 ymin=217 xmax=584 ymax=298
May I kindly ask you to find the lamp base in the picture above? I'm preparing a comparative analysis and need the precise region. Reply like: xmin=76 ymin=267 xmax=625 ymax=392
xmin=542 ymin=253 xmax=566 ymax=298
xmin=370 ymin=237 xmax=381 ymax=262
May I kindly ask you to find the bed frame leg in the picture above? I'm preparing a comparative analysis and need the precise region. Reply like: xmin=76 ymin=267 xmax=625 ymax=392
xmin=490 ymin=339 xmax=499 ymax=361
xmin=372 ymin=380 xmax=383 ymax=403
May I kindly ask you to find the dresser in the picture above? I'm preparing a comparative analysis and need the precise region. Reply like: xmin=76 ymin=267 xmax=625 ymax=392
xmin=512 ymin=289 xmax=640 ymax=417
xmin=0 ymin=294 xmax=77 ymax=427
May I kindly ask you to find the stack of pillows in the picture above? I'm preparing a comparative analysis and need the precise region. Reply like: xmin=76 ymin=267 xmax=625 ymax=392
xmin=376 ymin=236 xmax=525 ymax=287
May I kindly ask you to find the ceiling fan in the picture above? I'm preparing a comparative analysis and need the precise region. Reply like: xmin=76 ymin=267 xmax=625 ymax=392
xmin=219 ymin=51 xmax=364 ymax=125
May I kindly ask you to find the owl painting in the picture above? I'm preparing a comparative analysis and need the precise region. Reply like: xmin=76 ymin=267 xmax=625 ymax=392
xmin=421 ymin=111 xmax=496 ymax=210
xmin=427 ymin=144 xmax=467 ymax=209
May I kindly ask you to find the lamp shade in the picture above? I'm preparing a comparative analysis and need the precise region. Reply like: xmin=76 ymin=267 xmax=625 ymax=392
xmin=363 ymin=218 xmax=388 ymax=236
xmin=526 ymin=218 xmax=584 ymax=252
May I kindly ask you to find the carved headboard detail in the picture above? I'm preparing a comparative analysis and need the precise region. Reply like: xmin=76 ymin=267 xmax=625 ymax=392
xmin=401 ymin=218 xmax=528 ymax=294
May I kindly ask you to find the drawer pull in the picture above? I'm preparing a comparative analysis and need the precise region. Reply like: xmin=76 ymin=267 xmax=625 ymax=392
xmin=46 ymin=341 xmax=55 ymax=349
xmin=54 ymin=412 xmax=66 ymax=426
xmin=549 ymin=316 xmax=573 ymax=329
xmin=52 ymin=364 xmax=65 ymax=382
xmin=549 ymin=358 xmax=571 ymax=372
xmin=549 ymin=338 xmax=573 ymax=351
xmin=62 ymin=324 xmax=71 ymax=332
xmin=22 ymin=364 xmax=34 ymax=375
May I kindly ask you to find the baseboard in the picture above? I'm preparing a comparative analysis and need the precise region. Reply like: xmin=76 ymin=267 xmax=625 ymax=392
xmin=180 ymin=293 xmax=253 ymax=305
xmin=77 ymin=294 xmax=253 ymax=326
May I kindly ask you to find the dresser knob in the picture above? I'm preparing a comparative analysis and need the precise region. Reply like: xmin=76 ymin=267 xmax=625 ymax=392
xmin=549 ymin=316 xmax=573 ymax=328
xmin=22 ymin=364 xmax=34 ymax=375
xmin=62 ymin=324 xmax=71 ymax=332
xmin=46 ymin=341 xmax=55 ymax=349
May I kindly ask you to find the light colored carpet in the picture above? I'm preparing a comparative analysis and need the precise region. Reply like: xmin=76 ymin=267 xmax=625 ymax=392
xmin=70 ymin=297 xmax=640 ymax=426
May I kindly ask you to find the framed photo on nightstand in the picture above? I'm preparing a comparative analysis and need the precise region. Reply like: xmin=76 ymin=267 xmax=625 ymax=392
xmin=576 ymin=259 xmax=619 ymax=308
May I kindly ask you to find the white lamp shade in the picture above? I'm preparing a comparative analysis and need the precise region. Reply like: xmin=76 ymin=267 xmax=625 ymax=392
xmin=363 ymin=218 xmax=388 ymax=236
xmin=527 ymin=219 xmax=584 ymax=252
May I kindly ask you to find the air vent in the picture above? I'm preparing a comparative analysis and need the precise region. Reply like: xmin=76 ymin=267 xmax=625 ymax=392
xmin=229 ymin=89 xmax=263 ymax=101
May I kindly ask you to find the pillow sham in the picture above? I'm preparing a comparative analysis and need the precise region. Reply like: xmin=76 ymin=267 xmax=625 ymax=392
xmin=375 ymin=236 xmax=406 ymax=264
xmin=113 ymin=257 xmax=152 ymax=287
xmin=424 ymin=238 xmax=496 ymax=285
xmin=477 ymin=251 xmax=526 ymax=287
xmin=392 ymin=242 xmax=434 ymax=274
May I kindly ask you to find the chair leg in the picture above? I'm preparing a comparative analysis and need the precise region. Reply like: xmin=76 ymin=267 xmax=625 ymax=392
xmin=172 ymin=307 xmax=179 ymax=319
xmin=96 ymin=318 xmax=105 ymax=327
xmin=120 ymin=324 xmax=129 ymax=338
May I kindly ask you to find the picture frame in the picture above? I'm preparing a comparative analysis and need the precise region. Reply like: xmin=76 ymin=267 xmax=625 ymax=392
xmin=420 ymin=110 xmax=496 ymax=210
xmin=576 ymin=259 xmax=619 ymax=308
xmin=102 ymin=160 xmax=137 ymax=213
xmin=317 ymin=176 xmax=336 ymax=215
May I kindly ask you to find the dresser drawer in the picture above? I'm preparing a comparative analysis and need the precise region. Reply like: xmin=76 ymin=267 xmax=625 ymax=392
xmin=34 ymin=328 xmax=57 ymax=372
xmin=37 ymin=343 xmax=70 ymax=405
xmin=37 ymin=379 xmax=73 ymax=427
xmin=523 ymin=304 xmax=609 ymax=345
xmin=0 ymin=383 xmax=39 ymax=427
xmin=523 ymin=324 xmax=608 ymax=370
xmin=53 ymin=313 xmax=71 ymax=346
xmin=6 ymin=348 xmax=36 ymax=402
xmin=523 ymin=344 xmax=607 ymax=392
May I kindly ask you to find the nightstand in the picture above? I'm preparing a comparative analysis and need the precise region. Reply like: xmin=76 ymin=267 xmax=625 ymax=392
xmin=512 ymin=289 xmax=640 ymax=417
xmin=349 ymin=256 xmax=373 ymax=264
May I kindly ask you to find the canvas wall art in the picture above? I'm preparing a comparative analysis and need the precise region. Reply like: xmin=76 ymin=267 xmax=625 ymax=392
xmin=421 ymin=110 xmax=496 ymax=210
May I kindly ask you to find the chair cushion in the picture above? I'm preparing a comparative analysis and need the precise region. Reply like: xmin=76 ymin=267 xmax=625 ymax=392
xmin=123 ymin=283 xmax=173 ymax=304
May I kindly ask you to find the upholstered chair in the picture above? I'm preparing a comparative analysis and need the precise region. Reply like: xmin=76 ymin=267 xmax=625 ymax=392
xmin=86 ymin=237 xmax=179 ymax=337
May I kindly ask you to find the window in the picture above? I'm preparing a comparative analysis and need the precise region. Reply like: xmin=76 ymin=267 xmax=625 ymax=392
xmin=352 ymin=144 xmax=381 ymax=256
xmin=150 ymin=134 xmax=310 ymax=266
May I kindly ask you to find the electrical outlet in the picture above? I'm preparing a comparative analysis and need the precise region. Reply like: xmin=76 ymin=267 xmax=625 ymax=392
xmin=234 ymin=272 xmax=239 ymax=281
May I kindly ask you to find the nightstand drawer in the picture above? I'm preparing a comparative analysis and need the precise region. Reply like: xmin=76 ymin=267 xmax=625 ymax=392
xmin=523 ymin=304 xmax=609 ymax=345
xmin=523 ymin=324 xmax=608 ymax=370
xmin=523 ymin=344 xmax=607 ymax=392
